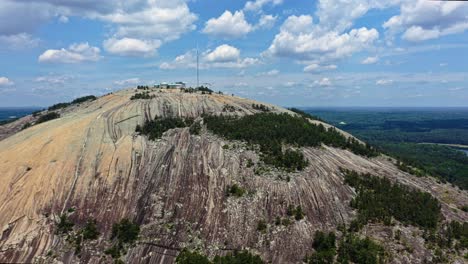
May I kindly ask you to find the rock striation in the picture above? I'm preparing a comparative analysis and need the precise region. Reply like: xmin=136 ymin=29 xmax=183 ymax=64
xmin=0 ymin=88 xmax=466 ymax=263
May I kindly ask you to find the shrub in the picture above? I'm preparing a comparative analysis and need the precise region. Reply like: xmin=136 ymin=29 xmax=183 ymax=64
xmin=176 ymin=249 xmax=211 ymax=264
xmin=257 ymin=220 xmax=267 ymax=233
xmin=189 ymin=122 xmax=202 ymax=135
xmin=22 ymin=122 xmax=32 ymax=130
xmin=227 ymin=184 xmax=246 ymax=197
xmin=111 ymin=219 xmax=140 ymax=244
xmin=82 ymin=219 xmax=100 ymax=240
xmin=36 ymin=112 xmax=60 ymax=124
xmin=56 ymin=214 xmax=74 ymax=234
xmin=105 ymin=219 xmax=140 ymax=259
xmin=287 ymin=205 xmax=305 ymax=221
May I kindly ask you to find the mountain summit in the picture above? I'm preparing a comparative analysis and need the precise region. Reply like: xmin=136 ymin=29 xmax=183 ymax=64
xmin=0 ymin=88 xmax=466 ymax=263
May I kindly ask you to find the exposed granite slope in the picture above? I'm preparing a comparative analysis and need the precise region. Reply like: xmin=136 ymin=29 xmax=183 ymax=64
xmin=0 ymin=88 xmax=466 ymax=263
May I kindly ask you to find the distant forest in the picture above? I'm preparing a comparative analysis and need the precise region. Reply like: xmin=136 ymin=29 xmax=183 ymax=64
xmin=304 ymin=108 xmax=468 ymax=190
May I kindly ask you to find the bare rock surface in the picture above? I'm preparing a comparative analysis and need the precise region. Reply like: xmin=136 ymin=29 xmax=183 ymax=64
xmin=0 ymin=88 xmax=466 ymax=263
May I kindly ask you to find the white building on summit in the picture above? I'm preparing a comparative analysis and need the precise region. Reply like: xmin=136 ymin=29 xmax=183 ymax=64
xmin=155 ymin=82 xmax=186 ymax=89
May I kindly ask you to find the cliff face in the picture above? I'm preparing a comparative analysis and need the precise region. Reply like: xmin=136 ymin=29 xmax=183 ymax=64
xmin=0 ymin=88 xmax=466 ymax=264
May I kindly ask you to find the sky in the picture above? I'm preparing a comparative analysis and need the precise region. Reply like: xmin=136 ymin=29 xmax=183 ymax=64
xmin=0 ymin=0 xmax=468 ymax=107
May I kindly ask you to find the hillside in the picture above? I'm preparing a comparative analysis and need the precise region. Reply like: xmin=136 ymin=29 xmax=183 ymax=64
xmin=0 ymin=88 xmax=466 ymax=264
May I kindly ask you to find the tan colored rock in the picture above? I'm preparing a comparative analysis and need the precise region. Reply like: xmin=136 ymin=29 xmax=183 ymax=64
xmin=0 ymin=88 xmax=466 ymax=263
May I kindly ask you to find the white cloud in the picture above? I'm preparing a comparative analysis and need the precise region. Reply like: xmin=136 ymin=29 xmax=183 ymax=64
xmin=257 ymin=69 xmax=280 ymax=76
xmin=203 ymin=11 xmax=252 ymax=39
xmin=0 ymin=77 xmax=14 ymax=86
xmin=256 ymin=14 xmax=277 ymax=29
xmin=315 ymin=77 xmax=332 ymax=87
xmin=0 ymin=33 xmax=39 ymax=49
xmin=361 ymin=56 xmax=379 ymax=64
xmin=38 ymin=42 xmax=101 ymax=63
xmin=0 ymin=0 xmax=197 ymax=55
xmin=384 ymin=0 xmax=468 ymax=42
xmin=266 ymin=15 xmax=379 ymax=62
xmin=114 ymin=78 xmax=141 ymax=86
xmin=204 ymin=44 xmax=240 ymax=63
xmin=315 ymin=0 xmax=397 ymax=33
xmin=402 ymin=26 xmax=441 ymax=42
xmin=58 ymin=15 xmax=69 ymax=23
xmin=35 ymin=75 xmax=73 ymax=85
xmin=96 ymin=2 xmax=197 ymax=42
xmin=103 ymin=38 xmax=160 ymax=57
xmin=304 ymin=64 xmax=337 ymax=73
xmin=376 ymin=79 xmax=393 ymax=85
xmin=160 ymin=45 xmax=260 ymax=70
xmin=244 ymin=0 xmax=283 ymax=12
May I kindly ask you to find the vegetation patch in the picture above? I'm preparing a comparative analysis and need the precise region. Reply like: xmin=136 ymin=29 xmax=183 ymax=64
xmin=288 ymin=108 xmax=322 ymax=121
xmin=189 ymin=121 xmax=202 ymax=135
xmin=130 ymin=91 xmax=155 ymax=100
xmin=226 ymin=184 xmax=246 ymax=197
xmin=337 ymin=233 xmax=386 ymax=264
xmin=380 ymin=142 xmax=468 ymax=190
xmin=48 ymin=95 xmax=96 ymax=111
xmin=36 ymin=112 xmax=60 ymax=124
xmin=105 ymin=219 xmax=140 ymax=259
xmin=304 ymin=231 xmax=336 ymax=264
xmin=204 ymin=113 xmax=377 ymax=171
xmin=304 ymin=230 xmax=386 ymax=264
xmin=176 ymin=249 xmax=263 ymax=264
xmin=287 ymin=205 xmax=305 ymax=221
xmin=182 ymin=86 xmax=214 ymax=94
xmin=137 ymin=117 xmax=194 ymax=140
xmin=252 ymin=104 xmax=270 ymax=112
xmin=56 ymin=214 xmax=74 ymax=234
xmin=343 ymin=169 xmax=441 ymax=230
xmin=425 ymin=221 xmax=468 ymax=252
xmin=257 ymin=220 xmax=267 ymax=233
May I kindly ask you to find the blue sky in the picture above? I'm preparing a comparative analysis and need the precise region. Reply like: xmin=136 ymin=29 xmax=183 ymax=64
xmin=0 ymin=0 xmax=467 ymax=107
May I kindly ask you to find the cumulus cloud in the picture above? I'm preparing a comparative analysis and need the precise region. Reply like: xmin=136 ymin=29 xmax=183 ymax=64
xmin=114 ymin=78 xmax=141 ymax=86
xmin=315 ymin=77 xmax=332 ymax=87
xmin=383 ymin=0 xmax=468 ymax=42
xmin=361 ymin=56 xmax=379 ymax=64
xmin=38 ymin=43 xmax=101 ymax=63
xmin=160 ymin=44 xmax=260 ymax=70
xmin=376 ymin=79 xmax=393 ymax=85
xmin=256 ymin=14 xmax=277 ymax=29
xmin=266 ymin=15 xmax=379 ymax=62
xmin=204 ymin=44 xmax=240 ymax=63
xmin=0 ymin=77 xmax=14 ymax=86
xmin=304 ymin=64 xmax=337 ymax=73
xmin=96 ymin=2 xmax=197 ymax=42
xmin=244 ymin=0 xmax=283 ymax=12
xmin=0 ymin=33 xmax=39 ymax=49
xmin=203 ymin=11 xmax=252 ymax=39
xmin=0 ymin=0 xmax=197 ymax=55
xmin=103 ymin=38 xmax=160 ymax=57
